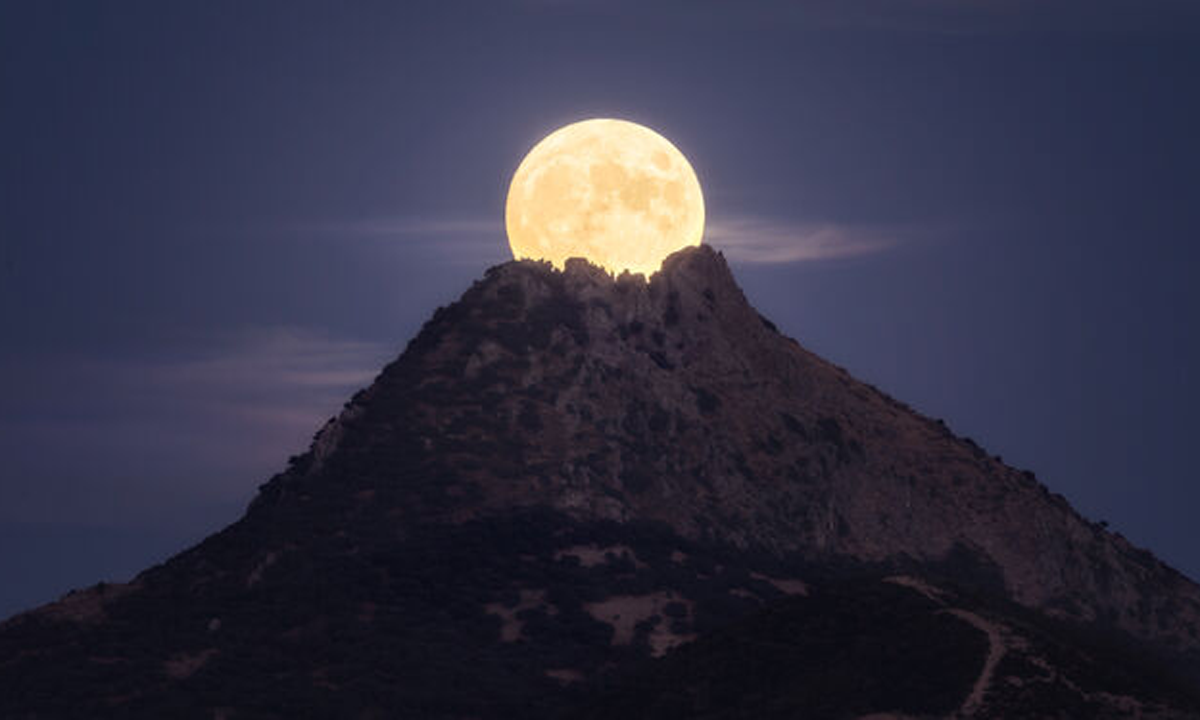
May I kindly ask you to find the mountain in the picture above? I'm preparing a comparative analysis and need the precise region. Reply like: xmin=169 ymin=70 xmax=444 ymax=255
xmin=2 ymin=245 xmax=1198 ymax=718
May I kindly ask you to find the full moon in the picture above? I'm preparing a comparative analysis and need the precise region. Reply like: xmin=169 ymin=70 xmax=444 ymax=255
xmin=505 ymin=118 xmax=705 ymax=276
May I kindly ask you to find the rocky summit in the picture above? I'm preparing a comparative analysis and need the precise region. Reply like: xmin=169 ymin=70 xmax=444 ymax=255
xmin=2 ymin=245 xmax=1199 ymax=718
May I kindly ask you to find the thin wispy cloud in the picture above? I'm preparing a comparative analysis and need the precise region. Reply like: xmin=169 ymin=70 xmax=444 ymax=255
xmin=325 ymin=218 xmax=502 ymax=239
xmin=294 ymin=217 xmax=508 ymax=265
xmin=303 ymin=213 xmax=908 ymax=267
xmin=705 ymin=216 xmax=903 ymax=264
xmin=154 ymin=327 xmax=387 ymax=397
xmin=133 ymin=328 xmax=394 ymax=450
xmin=0 ymin=328 xmax=394 ymax=523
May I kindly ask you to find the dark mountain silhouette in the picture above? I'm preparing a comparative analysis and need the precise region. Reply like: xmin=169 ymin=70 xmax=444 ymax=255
xmin=2 ymin=245 xmax=1198 ymax=718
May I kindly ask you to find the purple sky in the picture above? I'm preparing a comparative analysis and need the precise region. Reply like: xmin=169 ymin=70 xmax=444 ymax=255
xmin=1 ymin=0 xmax=1199 ymax=619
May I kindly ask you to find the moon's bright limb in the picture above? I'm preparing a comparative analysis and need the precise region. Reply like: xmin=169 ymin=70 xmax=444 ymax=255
xmin=505 ymin=118 xmax=705 ymax=276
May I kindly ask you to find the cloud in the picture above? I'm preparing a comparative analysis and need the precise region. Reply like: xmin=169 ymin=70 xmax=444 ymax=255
xmin=130 ymin=328 xmax=394 ymax=460
xmin=0 ymin=328 xmax=394 ymax=523
xmin=152 ymin=327 xmax=387 ymax=398
xmin=304 ymin=212 xmax=909 ymax=267
xmin=327 ymin=217 xmax=501 ymax=239
xmin=293 ymin=216 xmax=509 ymax=266
xmin=705 ymin=216 xmax=903 ymax=264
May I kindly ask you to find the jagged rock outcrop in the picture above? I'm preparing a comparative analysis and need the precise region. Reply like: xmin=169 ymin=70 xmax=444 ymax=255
xmin=289 ymin=245 xmax=1200 ymax=653
xmin=1 ymin=245 xmax=1197 ymax=718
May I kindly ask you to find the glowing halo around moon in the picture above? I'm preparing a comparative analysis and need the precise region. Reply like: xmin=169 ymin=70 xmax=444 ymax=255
xmin=505 ymin=118 xmax=705 ymax=276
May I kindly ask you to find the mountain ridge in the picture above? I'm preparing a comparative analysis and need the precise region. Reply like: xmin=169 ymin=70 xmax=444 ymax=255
xmin=270 ymin=244 xmax=1200 ymax=652
xmin=2 ymin=243 xmax=1198 ymax=718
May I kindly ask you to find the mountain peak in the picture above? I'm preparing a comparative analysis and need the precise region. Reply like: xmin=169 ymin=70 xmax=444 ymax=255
xmin=4 ymin=243 xmax=1199 ymax=717
xmin=278 ymin=244 xmax=791 ymax=532
xmin=253 ymin=243 xmax=1200 ymax=657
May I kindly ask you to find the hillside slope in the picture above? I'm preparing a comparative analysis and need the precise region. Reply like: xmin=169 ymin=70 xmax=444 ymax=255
xmin=1 ymin=245 xmax=1197 ymax=718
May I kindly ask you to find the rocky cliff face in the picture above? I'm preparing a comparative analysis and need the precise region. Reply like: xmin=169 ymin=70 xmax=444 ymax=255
xmin=2 ymin=245 xmax=1198 ymax=718
xmin=287 ymin=245 xmax=1200 ymax=653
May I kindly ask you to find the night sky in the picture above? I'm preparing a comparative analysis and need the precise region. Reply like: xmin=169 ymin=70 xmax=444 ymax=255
xmin=2 ymin=1 xmax=1198 ymax=620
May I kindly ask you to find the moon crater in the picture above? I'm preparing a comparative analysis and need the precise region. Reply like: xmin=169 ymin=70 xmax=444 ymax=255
xmin=505 ymin=119 xmax=705 ymax=276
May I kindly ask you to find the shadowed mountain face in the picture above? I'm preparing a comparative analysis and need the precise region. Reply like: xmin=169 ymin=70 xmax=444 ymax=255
xmin=2 ymin=246 xmax=1198 ymax=718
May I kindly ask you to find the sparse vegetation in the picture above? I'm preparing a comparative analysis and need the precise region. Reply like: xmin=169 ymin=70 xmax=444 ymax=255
xmin=4 ymin=247 xmax=1199 ymax=718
